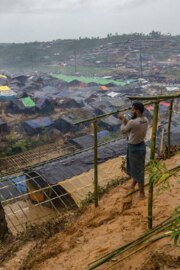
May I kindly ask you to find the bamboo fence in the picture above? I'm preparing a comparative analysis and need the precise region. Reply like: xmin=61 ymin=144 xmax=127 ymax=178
xmin=0 ymin=94 xmax=179 ymax=234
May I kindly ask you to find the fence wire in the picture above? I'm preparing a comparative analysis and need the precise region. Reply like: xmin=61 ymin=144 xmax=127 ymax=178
xmin=0 ymin=96 xmax=179 ymax=235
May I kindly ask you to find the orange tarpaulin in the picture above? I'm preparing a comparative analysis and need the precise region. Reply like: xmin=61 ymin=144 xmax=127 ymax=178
xmin=100 ymin=85 xmax=108 ymax=91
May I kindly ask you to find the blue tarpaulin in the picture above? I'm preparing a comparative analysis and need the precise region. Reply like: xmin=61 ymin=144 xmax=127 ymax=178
xmin=12 ymin=175 xmax=27 ymax=193
xmin=24 ymin=117 xmax=53 ymax=129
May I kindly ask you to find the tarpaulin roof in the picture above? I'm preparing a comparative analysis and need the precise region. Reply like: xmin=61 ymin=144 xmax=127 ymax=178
xmin=21 ymin=97 xmax=35 ymax=107
xmin=0 ymin=90 xmax=16 ymax=100
xmin=0 ymin=180 xmax=21 ymax=201
xmin=70 ymin=134 xmax=94 ymax=149
xmin=100 ymin=85 xmax=108 ymax=91
xmin=145 ymin=105 xmax=154 ymax=110
xmin=24 ymin=117 xmax=53 ymax=129
xmin=160 ymin=101 xmax=170 ymax=107
xmin=52 ymin=74 xmax=131 ymax=86
xmin=0 ymin=85 xmax=10 ymax=91
xmin=0 ymin=74 xmax=7 ymax=79
xmin=26 ymin=139 xmax=128 ymax=185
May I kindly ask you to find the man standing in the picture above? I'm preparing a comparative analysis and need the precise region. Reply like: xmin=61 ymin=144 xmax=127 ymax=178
xmin=119 ymin=102 xmax=148 ymax=198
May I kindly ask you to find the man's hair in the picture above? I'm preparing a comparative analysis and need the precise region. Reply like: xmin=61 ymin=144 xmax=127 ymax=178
xmin=132 ymin=102 xmax=144 ymax=113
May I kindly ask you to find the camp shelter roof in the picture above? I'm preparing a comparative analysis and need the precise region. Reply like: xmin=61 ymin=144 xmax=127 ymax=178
xmin=21 ymin=97 xmax=35 ymax=107
xmin=160 ymin=101 xmax=170 ymax=107
xmin=25 ymin=139 xmax=127 ymax=185
xmin=52 ymin=74 xmax=129 ymax=87
xmin=145 ymin=105 xmax=153 ymax=111
xmin=0 ymin=74 xmax=7 ymax=79
xmin=0 ymin=180 xmax=21 ymax=201
xmin=0 ymin=85 xmax=11 ymax=91
xmin=100 ymin=85 xmax=108 ymax=91
xmin=0 ymin=89 xmax=16 ymax=101
xmin=90 ymin=99 xmax=114 ymax=113
xmin=100 ymin=115 xmax=121 ymax=126
xmin=70 ymin=134 xmax=94 ymax=149
xmin=103 ymin=96 xmax=129 ymax=109
xmin=24 ymin=117 xmax=53 ymax=129
xmin=0 ymin=78 xmax=8 ymax=85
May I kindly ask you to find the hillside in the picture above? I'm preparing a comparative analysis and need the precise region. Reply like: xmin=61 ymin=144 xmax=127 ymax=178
xmin=0 ymin=33 xmax=180 ymax=79
xmin=0 ymin=153 xmax=179 ymax=270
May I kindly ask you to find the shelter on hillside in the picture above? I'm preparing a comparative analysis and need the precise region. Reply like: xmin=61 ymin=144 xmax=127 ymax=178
xmin=0 ymin=85 xmax=16 ymax=101
xmin=90 ymin=100 xmax=114 ymax=115
xmin=8 ymin=97 xmax=36 ymax=113
xmin=36 ymin=98 xmax=54 ymax=113
xmin=99 ymin=115 xmax=121 ymax=132
xmin=53 ymin=116 xmax=79 ymax=134
xmin=70 ymin=130 xmax=110 ymax=149
xmin=56 ymin=97 xmax=84 ymax=109
xmin=25 ymin=139 xmax=127 ymax=205
xmin=11 ymin=75 xmax=28 ymax=86
xmin=22 ymin=117 xmax=54 ymax=135
xmin=70 ymin=134 xmax=94 ymax=149
xmin=0 ymin=175 xmax=26 ymax=201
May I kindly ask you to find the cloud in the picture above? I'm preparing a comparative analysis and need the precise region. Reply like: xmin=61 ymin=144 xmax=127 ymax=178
xmin=0 ymin=0 xmax=158 ymax=14
xmin=0 ymin=0 xmax=93 ymax=14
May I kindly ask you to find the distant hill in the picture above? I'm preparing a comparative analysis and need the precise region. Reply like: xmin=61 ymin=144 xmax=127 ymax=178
xmin=0 ymin=32 xmax=179 ymax=75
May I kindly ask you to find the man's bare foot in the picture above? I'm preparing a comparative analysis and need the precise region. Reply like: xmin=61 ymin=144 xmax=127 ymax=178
xmin=139 ymin=193 xmax=145 ymax=199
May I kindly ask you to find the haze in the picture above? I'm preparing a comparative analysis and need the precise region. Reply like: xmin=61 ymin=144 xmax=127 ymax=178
xmin=0 ymin=0 xmax=179 ymax=43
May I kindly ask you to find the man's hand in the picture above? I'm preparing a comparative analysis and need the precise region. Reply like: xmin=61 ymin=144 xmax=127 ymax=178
xmin=118 ymin=114 xmax=128 ymax=125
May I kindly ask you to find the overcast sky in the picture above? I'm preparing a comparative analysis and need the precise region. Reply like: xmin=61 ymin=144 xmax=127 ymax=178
xmin=0 ymin=0 xmax=179 ymax=43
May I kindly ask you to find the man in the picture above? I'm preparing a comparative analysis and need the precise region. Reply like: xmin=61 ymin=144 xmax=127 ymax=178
xmin=119 ymin=102 xmax=148 ymax=198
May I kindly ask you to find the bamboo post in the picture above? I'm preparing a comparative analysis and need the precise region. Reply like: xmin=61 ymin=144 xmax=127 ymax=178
xmin=148 ymin=101 xmax=159 ymax=229
xmin=159 ymin=127 xmax=164 ymax=155
xmin=167 ymin=99 xmax=174 ymax=158
xmin=93 ymin=120 xmax=98 ymax=207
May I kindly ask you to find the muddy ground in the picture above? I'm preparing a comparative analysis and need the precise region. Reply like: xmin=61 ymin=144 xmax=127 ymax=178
xmin=0 ymin=153 xmax=179 ymax=270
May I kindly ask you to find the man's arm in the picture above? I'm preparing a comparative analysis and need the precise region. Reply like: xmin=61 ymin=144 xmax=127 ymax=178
xmin=120 ymin=120 xmax=133 ymax=134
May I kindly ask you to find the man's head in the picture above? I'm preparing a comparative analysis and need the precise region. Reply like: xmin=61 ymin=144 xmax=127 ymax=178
xmin=131 ymin=102 xmax=144 ymax=118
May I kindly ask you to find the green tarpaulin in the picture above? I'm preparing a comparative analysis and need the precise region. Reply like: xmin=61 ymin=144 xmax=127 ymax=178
xmin=21 ymin=97 xmax=35 ymax=108
xmin=52 ymin=74 xmax=135 ymax=86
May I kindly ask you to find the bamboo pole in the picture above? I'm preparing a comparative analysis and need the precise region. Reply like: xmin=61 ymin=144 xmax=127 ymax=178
xmin=148 ymin=101 xmax=159 ymax=229
xmin=88 ymin=216 xmax=176 ymax=270
xmin=128 ymin=94 xmax=180 ymax=101
xmin=93 ymin=121 xmax=98 ymax=207
xmin=159 ymin=127 xmax=164 ymax=155
xmin=167 ymin=99 xmax=174 ymax=158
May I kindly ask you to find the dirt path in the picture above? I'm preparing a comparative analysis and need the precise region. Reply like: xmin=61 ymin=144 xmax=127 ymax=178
xmin=0 ymin=154 xmax=179 ymax=270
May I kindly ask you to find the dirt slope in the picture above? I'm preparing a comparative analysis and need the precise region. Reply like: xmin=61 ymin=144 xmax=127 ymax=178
xmin=0 ymin=154 xmax=180 ymax=270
